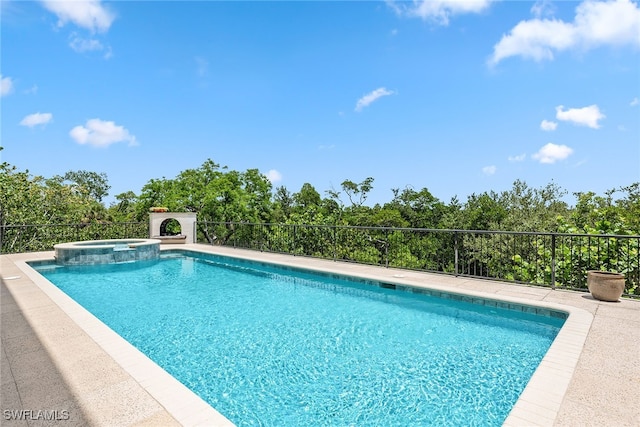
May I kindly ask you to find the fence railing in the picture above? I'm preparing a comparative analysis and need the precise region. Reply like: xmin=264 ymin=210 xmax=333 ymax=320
xmin=2 ymin=221 xmax=638 ymax=298
xmin=196 ymin=222 xmax=640 ymax=297
xmin=0 ymin=222 xmax=148 ymax=254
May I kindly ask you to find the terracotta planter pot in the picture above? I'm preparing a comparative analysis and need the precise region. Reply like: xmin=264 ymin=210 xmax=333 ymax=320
xmin=587 ymin=270 xmax=625 ymax=302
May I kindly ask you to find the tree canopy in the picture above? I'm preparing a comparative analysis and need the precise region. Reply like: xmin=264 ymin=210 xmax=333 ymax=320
xmin=1 ymin=157 xmax=638 ymax=236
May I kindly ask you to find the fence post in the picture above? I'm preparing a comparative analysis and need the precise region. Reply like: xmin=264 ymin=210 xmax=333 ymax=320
xmin=333 ymin=226 xmax=337 ymax=261
xmin=385 ymin=228 xmax=389 ymax=268
xmin=454 ymin=231 xmax=459 ymax=276
xmin=551 ymin=233 xmax=556 ymax=290
xmin=232 ymin=223 xmax=236 ymax=248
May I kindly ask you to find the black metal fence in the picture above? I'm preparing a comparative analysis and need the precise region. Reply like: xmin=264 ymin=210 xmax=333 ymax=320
xmin=196 ymin=222 xmax=640 ymax=297
xmin=2 ymin=221 xmax=638 ymax=297
xmin=0 ymin=222 xmax=148 ymax=254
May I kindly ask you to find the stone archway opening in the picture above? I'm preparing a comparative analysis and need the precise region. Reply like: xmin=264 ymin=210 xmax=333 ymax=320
xmin=160 ymin=218 xmax=182 ymax=236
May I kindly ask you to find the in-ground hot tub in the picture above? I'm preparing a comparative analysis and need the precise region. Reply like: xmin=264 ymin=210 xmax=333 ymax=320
xmin=54 ymin=239 xmax=161 ymax=265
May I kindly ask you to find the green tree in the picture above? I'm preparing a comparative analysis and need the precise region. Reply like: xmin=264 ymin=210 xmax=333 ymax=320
xmin=0 ymin=162 xmax=46 ymax=225
xmin=340 ymin=177 xmax=374 ymax=208
xmin=497 ymin=180 xmax=568 ymax=232
xmin=289 ymin=183 xmax=328 ymax=224
xmin=294 ymin=183 xmax=322 ymax=212
xmin=617 ymin=183 xmax=640 ymax=234
xmin=136 ymin=159 xmax=274 ymax=243
xmin=272 ymin=186 xmax=294 ymax=222
xmin=438 ymin=196 xmax=464 ymax=230
xmin=368 ymin=206 xmax=408 ymax=228
xmin=461 ymin=192 xmax=506 ymax=230
xmin=386 ymin=186 xmax=446 ymax=229
xmin=62 ymin=170 xmax=110 ymax=203
xmin=135 ymin=178 xmax=176 ymax=220
xmin=0 ymin=160 xmax=113 ymax=251
xmin=242 ymin=168 xmax=273 ymax=223
xmin=107 ymin=191 xmax=139 ymax=222
xmin=0 ymin=162 xmax=95 ymax=225
xmin=569 ymin=185 xmax=639 ymax=235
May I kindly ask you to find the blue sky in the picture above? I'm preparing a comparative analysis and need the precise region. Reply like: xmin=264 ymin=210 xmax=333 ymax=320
xmin=2 ymin=0 xmax=639 ymax=207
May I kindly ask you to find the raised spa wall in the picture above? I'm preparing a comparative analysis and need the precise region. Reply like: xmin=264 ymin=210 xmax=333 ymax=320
xmin=54 ymin=239 xmax=161 ymax=265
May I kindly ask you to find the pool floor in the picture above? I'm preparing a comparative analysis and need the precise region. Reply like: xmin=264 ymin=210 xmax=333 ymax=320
xmin=33 ymin=254 xmax=564 ymax=426
xmin=3 ymin=244 xmax=638 ymax=426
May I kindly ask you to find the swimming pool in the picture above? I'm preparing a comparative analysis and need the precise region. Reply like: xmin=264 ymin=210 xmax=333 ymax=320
xmin=33 ymin=250 xmax=565 ymax=426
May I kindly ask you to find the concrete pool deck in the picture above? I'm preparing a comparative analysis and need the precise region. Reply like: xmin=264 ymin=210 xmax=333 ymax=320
xmin=1 ymin=244 xmax=638 ymax=426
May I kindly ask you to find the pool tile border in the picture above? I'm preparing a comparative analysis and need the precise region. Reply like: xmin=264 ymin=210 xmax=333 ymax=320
xmin=168 ymin=249 xmax=569 ymax=321
xmin=4 ymin=246 xmax=596 ymax=427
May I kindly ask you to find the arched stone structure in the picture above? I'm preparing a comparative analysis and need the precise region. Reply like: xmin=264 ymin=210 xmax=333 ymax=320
xmin=149 ymin=212 xmax=197 ymax=244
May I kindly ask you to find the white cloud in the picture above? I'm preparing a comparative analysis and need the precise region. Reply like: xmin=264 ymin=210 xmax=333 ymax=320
xmin=577 ymin=0 xmax=640 ymax=45
xmin=489 ymin=0 xmax=640 ymax=65
xmin=40 ymin=0 xmax=115 ymax=32
xmin=556 ymin=104 xmax=605 ymax=129
xmin=1 ymin=75 xmax=14 ymax=96
xmin=532 ymin=143 xmax=574 ymax=164
xmin=482 ymin=165 xmax=497 ymax=175
xmin=387 ymin=0 xmax=495 ymax=25
xmin=69 ymin=119 xmax=137 ymax=148
xmin=69 ymin=34 xmax=104 ymax=53
xmin=20 ymin=112 xmax=53 ymax=127
xmin=355 ymin=87 xmax=395 ymax=112
xmin=531 ymin=0 xmax=556 ymax=18
xmin=540 ymin=119 xmax=558 ymax=131
xmin=265 ymin=169 xmax=282 ymax=183
xmin=489 ymin=19 xmax=576 ymax=64
xmin=631 ymin=97 xmax=639 ymax=106
xmin=508 ymin=153 xmax=526 ymax=162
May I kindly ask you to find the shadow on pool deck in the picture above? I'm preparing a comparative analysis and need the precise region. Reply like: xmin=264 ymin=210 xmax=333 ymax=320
xmin=2 ymin=245 xmax=639 ymax=426
xmin=1 ymin=258 xmax=183 ymax=427
xmin=1 ymin=278 xmax=92 ymax=426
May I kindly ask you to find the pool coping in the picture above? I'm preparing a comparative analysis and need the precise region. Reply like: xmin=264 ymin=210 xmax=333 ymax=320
xmin=2 ymin=244 xmax=638 ymax=426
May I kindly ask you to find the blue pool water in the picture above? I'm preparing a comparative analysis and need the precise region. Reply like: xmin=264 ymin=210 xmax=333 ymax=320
xmin=34 ymin=252 xmax=564 ymax=426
